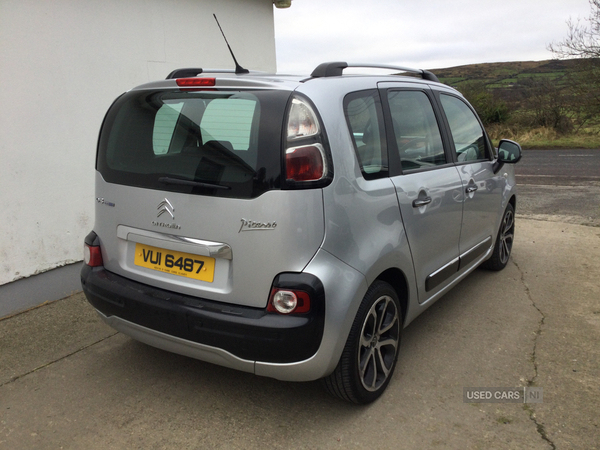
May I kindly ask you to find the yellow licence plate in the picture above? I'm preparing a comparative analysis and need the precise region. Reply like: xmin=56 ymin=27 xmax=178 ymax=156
xmin=134 ymin=243 xmax=215 ymax=283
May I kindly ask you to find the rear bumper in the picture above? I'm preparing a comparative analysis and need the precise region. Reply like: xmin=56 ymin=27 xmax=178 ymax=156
xmin=80 ymin=265 xmax=325 ymax=365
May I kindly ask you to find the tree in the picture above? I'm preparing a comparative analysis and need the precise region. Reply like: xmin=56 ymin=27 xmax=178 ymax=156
xmin=565 ymin=60 xmax=600 ymax=129
xmin=520 ymin=77 xmax=573 ymax=133
xmin=548 ymin=0 xmax=600 ymax=129
xmin=548 ymin=0 xmax=600 ymax=59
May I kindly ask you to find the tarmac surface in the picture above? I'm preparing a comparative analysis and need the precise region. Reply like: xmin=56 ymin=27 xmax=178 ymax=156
xmin=516 ymin=148 xmax=600 ymax=226
xmin=1 ymin=150 xmax=599 ymax=449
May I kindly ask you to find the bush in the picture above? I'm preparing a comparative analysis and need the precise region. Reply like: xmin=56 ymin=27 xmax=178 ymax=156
xmin=515 ymin=77 xmax=574 ymax=134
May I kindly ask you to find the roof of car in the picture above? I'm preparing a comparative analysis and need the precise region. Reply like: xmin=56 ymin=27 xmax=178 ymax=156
xmin=130 ymin=62 xmax=446 ymax=92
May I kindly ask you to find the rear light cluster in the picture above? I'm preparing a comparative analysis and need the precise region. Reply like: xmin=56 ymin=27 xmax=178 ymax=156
xmin=267 ymin=288 xmax=311 ymax=314
xmin=84 ymin=244 xmax=103 ymax=267
xmin=285 ymin=97 xmax=328 ymax=183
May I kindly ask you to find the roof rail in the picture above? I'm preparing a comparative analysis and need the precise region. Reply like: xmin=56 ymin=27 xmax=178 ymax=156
xmin=310 ymin=62 xmax=440 ymax=83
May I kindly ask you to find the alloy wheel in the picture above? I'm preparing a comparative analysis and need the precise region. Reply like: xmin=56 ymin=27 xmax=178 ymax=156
xmin=499 ymin=209 xmax=515 ymax=265
xmin=358 ymin=295 xmax=400 ymax=392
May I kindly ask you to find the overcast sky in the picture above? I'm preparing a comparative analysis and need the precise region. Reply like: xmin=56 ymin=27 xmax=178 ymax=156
xmin=273 ymin=0 xmax=592 ymax=74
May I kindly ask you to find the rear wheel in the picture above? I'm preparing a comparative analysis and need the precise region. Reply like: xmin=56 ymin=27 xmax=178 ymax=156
xmin=482 ymin=203 xmax=515 ymax=271
xmin=323 ymin=281 xmax=401 ymax=404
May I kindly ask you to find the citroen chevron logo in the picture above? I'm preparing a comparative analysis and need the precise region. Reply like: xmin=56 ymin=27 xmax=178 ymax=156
xmin=157 ymin=198 xmax=175 ymax=219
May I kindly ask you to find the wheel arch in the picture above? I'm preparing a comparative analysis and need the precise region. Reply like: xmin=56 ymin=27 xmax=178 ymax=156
xmin=374 ymin=268 xmax=409 ymax=327
xmin=509 ymin=193 xmax=517 ymax=212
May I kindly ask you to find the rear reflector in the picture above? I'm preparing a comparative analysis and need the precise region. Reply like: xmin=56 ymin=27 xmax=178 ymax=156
xmin=84 ymin=244 xmax=103 ymax=267
xmin=286 ymin=144 xmax=325 ymax=182
xmin=176 ymin=77 xmax=216 ymax=87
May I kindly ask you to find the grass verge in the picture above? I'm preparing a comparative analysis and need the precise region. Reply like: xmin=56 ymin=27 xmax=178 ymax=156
xmin=487 ymin=125 xmax=600 ymax=149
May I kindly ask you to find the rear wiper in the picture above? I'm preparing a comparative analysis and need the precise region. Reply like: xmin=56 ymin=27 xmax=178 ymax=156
xmin=158 ymin=177 xmax=231 ymax=190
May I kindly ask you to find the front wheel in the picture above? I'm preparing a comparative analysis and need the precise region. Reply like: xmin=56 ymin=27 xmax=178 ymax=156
xmin=323 ymin=281 xmax=402 ymax=404
xmin=482 ymin=203 xmax=515 ymax=271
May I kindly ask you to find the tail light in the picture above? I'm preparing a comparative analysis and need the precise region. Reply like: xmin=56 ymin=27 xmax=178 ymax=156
xmin=84 ymin=244 xmax=103 ymax=267
xmin=267 ymin=288 xmax=311 ymax=314
xmin=284 ymin=96 xmax=330 ymax=185
xmin=286 ymin=144 xmax=326 ymax=181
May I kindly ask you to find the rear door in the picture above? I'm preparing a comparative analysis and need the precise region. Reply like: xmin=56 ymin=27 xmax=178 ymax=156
xmin=380 ymin=84 xmax=464 ymax=303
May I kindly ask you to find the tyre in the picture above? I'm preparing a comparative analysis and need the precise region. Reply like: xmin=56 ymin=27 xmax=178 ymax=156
xmin=323 ymin=281 xmax=402 ymax=404
xmin=482 ymin=203 xmax=515 ymax=271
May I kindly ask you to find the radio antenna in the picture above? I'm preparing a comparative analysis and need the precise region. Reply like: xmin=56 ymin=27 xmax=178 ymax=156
xmin=213 ymin=14 xmax=249 ymax=74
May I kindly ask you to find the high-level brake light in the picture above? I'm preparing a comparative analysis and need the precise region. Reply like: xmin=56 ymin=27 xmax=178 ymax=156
xmin=176 ymin=77 xmax=216 ymax=87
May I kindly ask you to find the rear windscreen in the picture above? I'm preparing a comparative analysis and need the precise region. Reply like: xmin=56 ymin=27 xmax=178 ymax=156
xmin=97 ymin=89 xmax=292 ymax=198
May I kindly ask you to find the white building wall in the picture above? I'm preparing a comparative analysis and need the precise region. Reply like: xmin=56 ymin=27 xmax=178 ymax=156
xmin=0 ymin=0 xmax=276 ymax=286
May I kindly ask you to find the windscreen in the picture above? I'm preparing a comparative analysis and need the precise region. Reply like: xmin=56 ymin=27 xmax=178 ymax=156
xmin=97 ymin=89 xmax=291 ymax=198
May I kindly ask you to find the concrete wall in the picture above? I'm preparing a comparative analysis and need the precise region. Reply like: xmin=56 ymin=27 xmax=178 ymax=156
xmin=0 ymin=0 xmax=276 ymax=287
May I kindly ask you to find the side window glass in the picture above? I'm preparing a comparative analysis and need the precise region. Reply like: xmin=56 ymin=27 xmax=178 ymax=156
xmin=344 ymin=90 xmax=387 ymax=179
xmin=440 ymin=94 xmax=489 ymax=162
xmin=387 ymin=90 xmax=446 ymax=171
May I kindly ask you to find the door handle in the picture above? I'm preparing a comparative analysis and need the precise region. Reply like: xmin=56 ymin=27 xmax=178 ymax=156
xmin=466 ymin=185 xmax=478 ymax=194
xmin=412 ymin=197 xmax=432 ymax=207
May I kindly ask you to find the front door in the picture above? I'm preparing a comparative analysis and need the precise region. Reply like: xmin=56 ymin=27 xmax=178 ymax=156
xmin=438 ymin=93 xmax=504 ymax=269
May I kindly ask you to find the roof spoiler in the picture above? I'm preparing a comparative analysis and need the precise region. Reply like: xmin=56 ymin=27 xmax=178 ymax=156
xmin=166 ymin=68 xmax=204 ymax=79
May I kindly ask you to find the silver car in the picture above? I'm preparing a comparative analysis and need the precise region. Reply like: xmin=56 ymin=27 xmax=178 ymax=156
xmin=81 ymin=62 xmax=521 ymax=404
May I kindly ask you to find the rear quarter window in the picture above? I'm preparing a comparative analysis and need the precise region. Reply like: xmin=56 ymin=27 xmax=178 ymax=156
xmin=344 ymin=90 xmax=388 ymax=179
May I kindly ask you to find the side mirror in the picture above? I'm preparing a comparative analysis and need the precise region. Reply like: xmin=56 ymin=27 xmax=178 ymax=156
xmin=497 ymin=139 xmax=522 ymax=164
xmin=493 ymin=139 xmax=522 ymax=173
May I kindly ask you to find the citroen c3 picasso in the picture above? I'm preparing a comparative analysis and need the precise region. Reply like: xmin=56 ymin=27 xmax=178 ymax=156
xmin=81 ymin=62 xmax=522 ymax=404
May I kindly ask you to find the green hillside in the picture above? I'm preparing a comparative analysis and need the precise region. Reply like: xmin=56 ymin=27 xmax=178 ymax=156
xmin=430 ymin=59 xmax=579 ymax=91
xmin=428 ymin=59 xmax=600 ymax=149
